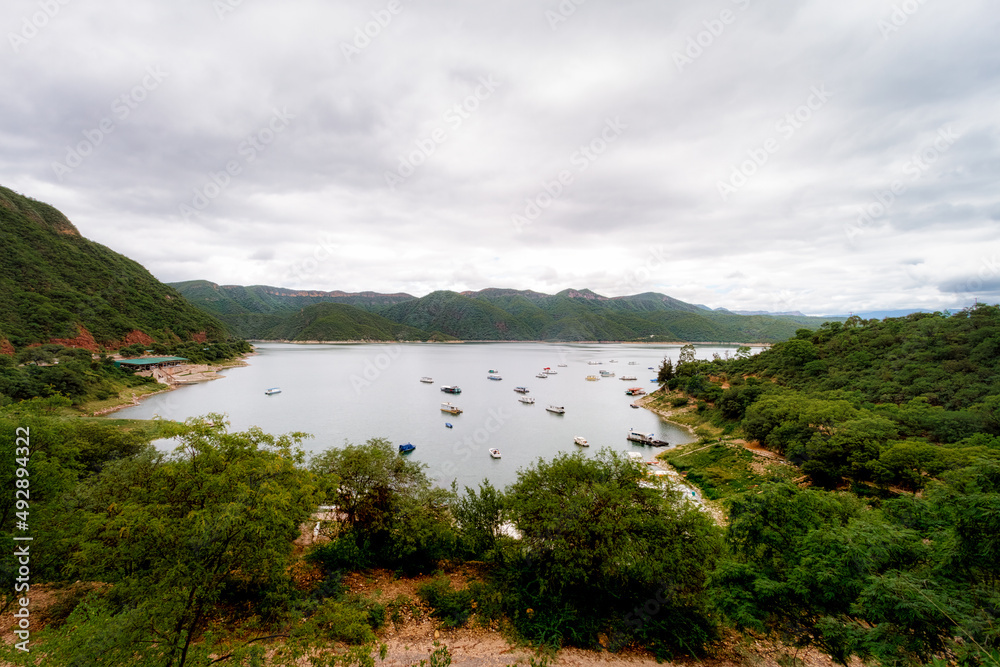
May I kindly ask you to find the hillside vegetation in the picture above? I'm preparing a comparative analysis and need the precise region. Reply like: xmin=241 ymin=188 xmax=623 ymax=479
xmin=0 ymin=187 xmax=228 ymax=351
xmin=173 ymin=281 xmax=838 ymax=343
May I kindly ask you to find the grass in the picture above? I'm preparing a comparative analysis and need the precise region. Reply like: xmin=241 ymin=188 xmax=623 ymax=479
xmin=660 ymin=439 xmax=796 ymax=501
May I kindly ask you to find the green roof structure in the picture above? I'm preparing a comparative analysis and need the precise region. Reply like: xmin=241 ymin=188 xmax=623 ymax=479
xmin=114 ymin=356 xmax=188 ymax=368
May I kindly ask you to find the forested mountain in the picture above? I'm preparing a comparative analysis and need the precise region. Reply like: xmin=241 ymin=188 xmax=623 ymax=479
xmin=173 ymin=281 xmax=839 ymax=343
xmin=0 ymin=187 xmax=227 ymax=352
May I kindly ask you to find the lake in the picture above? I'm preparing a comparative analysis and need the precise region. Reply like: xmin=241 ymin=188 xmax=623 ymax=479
xmin=111 ymin=342 xmax=758 ymax=491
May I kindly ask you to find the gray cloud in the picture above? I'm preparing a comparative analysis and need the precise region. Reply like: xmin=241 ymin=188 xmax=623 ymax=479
xmin=1 ymin=0 xmax=996 ymax=314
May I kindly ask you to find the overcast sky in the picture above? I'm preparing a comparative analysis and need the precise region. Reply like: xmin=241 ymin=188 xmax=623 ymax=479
xmin=2 ymin=0 xmax=997 ymax=315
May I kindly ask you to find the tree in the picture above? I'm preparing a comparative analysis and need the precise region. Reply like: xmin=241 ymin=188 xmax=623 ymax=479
xmin=500 ymin=449 xmax=723 ymax=653
xmin=309 ymin=437 xmax=455 ymax=573
xmin=27 ymin=420 xmax=320 ymax=667
xmin=657 ymin=357 xmax=674 ymax=383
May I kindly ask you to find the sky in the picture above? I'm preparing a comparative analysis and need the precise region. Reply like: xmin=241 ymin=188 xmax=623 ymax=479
xmin=1 ymin=0 xmax=998 ymax=316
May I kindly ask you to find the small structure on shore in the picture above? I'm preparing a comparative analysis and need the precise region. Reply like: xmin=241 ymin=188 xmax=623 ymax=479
xmin=114 ymin=356 xmax=188 ymax=371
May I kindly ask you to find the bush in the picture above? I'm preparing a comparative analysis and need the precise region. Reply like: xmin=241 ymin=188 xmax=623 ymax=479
xmin=671 ymin=396 xmax=690 ymax=408
xmin=417 ymin=573 xmax=477 ymax=628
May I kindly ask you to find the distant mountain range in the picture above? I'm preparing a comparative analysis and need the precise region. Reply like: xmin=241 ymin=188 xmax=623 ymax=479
xmin=0 ymin=186 xmax=227 ymax=353
xmin=170 ymin=281 xmax=841 ymax=344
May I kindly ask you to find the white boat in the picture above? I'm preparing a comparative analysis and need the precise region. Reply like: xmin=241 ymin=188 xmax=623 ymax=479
xmin=264 ymin=387 xmax=281 ymax=395
xmin=587 ymin=361 xmax=602 ymax=365
xmin=546 ymin=405 xmax=565 ymax=414
xmin=519 ymin=396 xmax=535 ymax=404
xmin=536 ymin=373 xmax=547 ymax=378
xmin=420 ymin=377 xmax=433 ymax=383
xmin=620 ymin=375 xmax=638 ymax=381
xmin=557 ymin=364 xmax=568 ymax=367
xmin=440 ymin=402 xmax=463 ymax=415
xmin=488 ymin=374 xmax=503 ymax=380
xmin=599 ymin=370 xmax=615 ymax=377
xmin=573 ymin=436 xmax=589 ymax=447
xmin=489 ymin=448 xmax=501 ymax=459
xmin=543 ymin=367 xmax=556 ymax=375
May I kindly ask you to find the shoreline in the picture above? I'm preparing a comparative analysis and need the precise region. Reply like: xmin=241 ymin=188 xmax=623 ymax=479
xmin=250 ymin=339 xmax=771 ymax=347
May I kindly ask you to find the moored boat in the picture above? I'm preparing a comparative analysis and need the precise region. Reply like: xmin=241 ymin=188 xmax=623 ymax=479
xmin=536 ymin=373 xmax=547 ymax=378
xmin=620 ymin=375 xmax=637 ymax=381
xmin=445 ymin=422 xmax=453 ymax=428
xmin=398 ymin=443 xmax=416 ymax=453
xmin=514 ymin=386 xmax=529 ymax=393
xmin=489 ymin=448 xmax=501 ymax=459
xmin=420 ymin=377 xmax=433 ymax=383
xmin=546 ymin=405 xmax=565 ymax=414
xmin=519 ymin=396 xmax=536 ymax=404
xmin=264 ymin=387 xmax=281 ymax=395
xmin=625 ymin=387 xmax=646 ymax=396
xmin=573 ymin=436 xmax=589 ymax=447
xmin=440 ymin=402 xmax=463 ymax=414
xmin=585 ymin=375 xmax=599 ymax=381
xmin=441 ymin=385 xmax=462 ymax=394
xmin=487 ymin=374 xmax=503 ymax=380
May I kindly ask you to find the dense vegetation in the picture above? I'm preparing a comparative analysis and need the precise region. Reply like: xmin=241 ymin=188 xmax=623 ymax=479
xmin=173 ymin=281 xmax=839 ymax=343
xmin=0 ymin=340 xmax=252 ymax=407
xmin=0 ymin=187 xmax=229 ymax=350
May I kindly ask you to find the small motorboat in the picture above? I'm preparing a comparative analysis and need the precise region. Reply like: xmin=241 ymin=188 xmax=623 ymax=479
xmin=574 ymin=436 xmax=589 ymax=447
xmin=546 ymin=405 xmax=565 ymax=414
xmin=264 ymin=387 xmax=281 ymax=395
xmin=441 ymin=402 xmax=463 ymax=415
xmin=489 ymin=448 xmax=501 ymax=459
xmin=514 ymin=386 xmax=529 ymax=393
xmin=441 ymin=385 xmax=462 ymax=394
xmin=630 ymin=403 xmax=640 ymax=409
xmin=585 ymin=375 xmax=599 ymax=381
xmin=420 ymin=377 xmax=433 ymax=383
xmin=445 ymin=422 xmax=453 ymax=428
xmin=519 ymin=396 xmax=535 ymax=404
xmin=398 ymin=443 xmax=416 ymax=453
xmin=488 ymin=374 xmax=502 ymax=380
xmin=536 ymin=373 xmax=547 ymax=378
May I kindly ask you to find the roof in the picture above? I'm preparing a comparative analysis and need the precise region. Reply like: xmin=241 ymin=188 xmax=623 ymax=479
xmin=115 ymin=356 xmax=188 ymax=365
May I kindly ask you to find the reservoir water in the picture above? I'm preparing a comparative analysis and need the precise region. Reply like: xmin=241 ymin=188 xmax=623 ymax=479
xmin=112 ymin=342 xmax=756 ymax=491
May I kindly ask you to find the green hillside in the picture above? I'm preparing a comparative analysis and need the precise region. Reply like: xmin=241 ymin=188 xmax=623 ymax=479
xmin=173 ymin=281 xmax=840 ymax=343
xmin=0 ymin=187 xmax=227 ymax=351
xmin=267 ymin=303 xmax=430 ymax=342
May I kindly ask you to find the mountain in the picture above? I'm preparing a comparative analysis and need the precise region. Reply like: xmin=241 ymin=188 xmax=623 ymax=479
xmin=265 ymin=303 xmax=431 ymax=342
xmin=168 ymin=280 xmax=415 ymax=339
xmin=173 ymin=280 xmax=841 ymax=343
xmin=0 ymin=187 xmax=227 ymax=353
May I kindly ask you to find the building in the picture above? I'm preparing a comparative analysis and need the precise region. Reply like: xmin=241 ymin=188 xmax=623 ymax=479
xmin=113 ymin=356 xmax=188 ymax=371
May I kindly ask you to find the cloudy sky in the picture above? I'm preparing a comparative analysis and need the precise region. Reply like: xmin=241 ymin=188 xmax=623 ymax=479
xmin=2 ymin=0 xmax=997 ymax=315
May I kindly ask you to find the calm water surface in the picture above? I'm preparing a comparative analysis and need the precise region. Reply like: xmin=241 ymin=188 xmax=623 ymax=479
xmin=112 ymin=343 xmax=758 ymax=490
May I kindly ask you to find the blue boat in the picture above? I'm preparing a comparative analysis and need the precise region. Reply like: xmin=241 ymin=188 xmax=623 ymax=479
xmin=445 ymin=423 xmax=453 ymax=428
xmin=398 ymin=443 xmax=416 ymax=453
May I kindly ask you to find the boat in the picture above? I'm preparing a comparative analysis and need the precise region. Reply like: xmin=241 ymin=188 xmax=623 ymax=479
xmin=546 ymin=405 xmax=565 ymax=414
xmin=630 ymin=403 xmax=640 ymax=409
xmin=543 ymin=367 xmax=556 ymax=375
xmin=264 ymin=387 xmax=281 ymax=395
xmin=441 ymin=385 xmax=462 ymax=394
xmin=599 ymin=370 xmax=615 ymax=377
xmin=440 ymin=402 xmax=463 ymax=414
xmin=536 ymin=373 xmax=547 ymax=378
xmin=488 ymin=369 xmax=499 ymax=373
xmin=557 ymin=364 xmax=567 ymax=367
xmin=625 ymin=387 xmax=646 ymax=396
xmin=420 ymin=377 xmax=433 ymax=383
xmin=514 ymin=386 xmax=529 ymax=393
xmin=629 ymin=361 xmax=639 ymax=365
xmin=627 ymin=430 xmax=668 ymax=446
xmin=620 ymin=375 xmax=638 ymax=381
xmin=609 ymin=359 xmax=618 ymax=363
xmin=398 ymin=443 xmax=416 ymax=453
xmin=487 ymin=374 xmax=503 ymax=380
xmin=587 ymin=361 xmax=602 ymax=365
xmin=489 ymin=448 xmax=501 ymax=459
xmin=573 ymin=436 xmax=589 ymax=447
xmin=585 ymin=375 xmax=599 ymax=381
xmin=519 ymin=396 xmax=535 ymax=404
xmin=445 ymin=423 xmax=453 ymax=428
